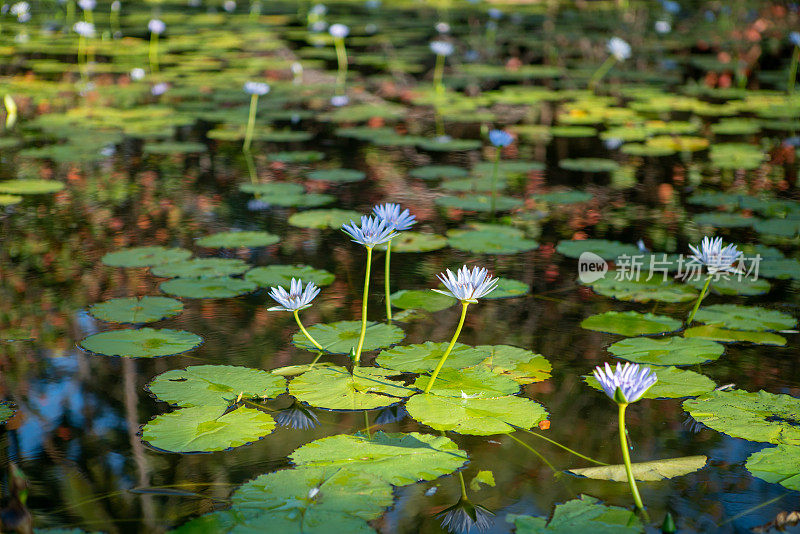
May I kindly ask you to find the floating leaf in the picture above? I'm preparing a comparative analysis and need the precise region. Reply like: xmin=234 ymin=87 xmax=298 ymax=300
xmin=245 ymin=265 xmax=335 ymax=288
xmin=533 ymin=191 xmax=593 ymax=204
xmin=270 ymin=362 xmax=337 ymax=377
xmin=409 ymin=165 xmax=468 ymax=180
xmin=148 ymin=365 xmax=286 ymax=408
xmin=378 ymin=232 xmax=448 ymax=253
xmin=405 ymin=394 xmax=547 ymax=435
xmin=607 ymin=337 xmax=724 ymax=366
xmin=142 ymin=405 xmax=275 ymax=453
xmin=508 ymin=495 xmax=642 ymax=534
xmin=413 ymin=367 xmax=520 ymax=398
xmin=684 ymin=390 xmax=800 ymax=445
xmin=102 ymin=246 xmax=192 ymax=268
xmin=196 ymin=231 xmax=280 ymax=249
xmin=88 ymin=296 xmax=184 ymax=324
xmin=556 ymin=239 xmax=640 ymax=260
xmin=390 ymin=290 xmax=456 ymax=312
xmin=151 ymin=258 xmax=251 ymax=279
xmin=307 ymin=168 xmax=366 ymax=182
xmin=687 ymin=276 xmax=770 ymax=296
xmin=746 ymin=444 xmax=800 ymax=491
xmin=474 ymin=345 xmax=552 ymax=384
xmin=79 ymin=328 xmax=203 ymax=358
xmin=559 ymin=158 xmax=619 ymax=173
xmin=0 ymin=403 xmax=15 ymax=424
xmin=436 ymin=194 xmax=524 ymax=213
xmin=586 ymin=276 xmax=697 ymax=303
xmin=239 ymin=182 xmax=305 ymax=196
xmin=483 ymin=278 xmax=530 ymax=299
xmin=586 ymin=366 xmax=714 ymax=399
xmin=267 ymin=151 xmax=325 ymax=163
xmin=0 ymin=179 xmax=65 ymax=194
xmin=581 ymin=311 xmax=682 ymax=336
xmin=376 ymin=342 xmax=489 ymax=373
xmin=290 ymin=432 xmax=468 ymax=485
xmin=683 ymin=325 xmax=787 ymax=345
xmin=289 ymin=365 xmax=413 ymax=410
xmin=288 ymin=209 xmax=363 ymax=229
xmin=568 ymin=456 xmax=707 ymax=482
xmin=693 ymin=304 xmax=796 ymax=332
xmin=447 ymin=229 xmax=538 ymax=255
xmin=469 ymin=470 xmax=496 ymax=491
xmin=160 ymin=277 xmax=257 ymax=299
xmin=0 ymin=194 xmax=22 ymax=206
xmin=292 ymin=321 xmax=404 ymax=354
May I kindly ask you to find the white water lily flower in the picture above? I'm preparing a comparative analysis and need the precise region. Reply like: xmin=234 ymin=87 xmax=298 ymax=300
xmin=607 ymin=37 xmax=631 ymax=61
xmin=430 ymin=40 xmax=454 ymax=56
xmin=268 ymin=279 xmax=320 ymax=312
xmin=433 ymin=265 xmax=498 ymax=303
xmin=688 ymin=236 xmax=742 ymax=274
xmin=329 ymin=23 xmax=349 ymax=38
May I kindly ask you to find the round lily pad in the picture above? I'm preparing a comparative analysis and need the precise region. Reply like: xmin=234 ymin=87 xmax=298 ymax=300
xmin=196 ymin=231 xmax=280 ymax=249
xmin=413 ymin=367 xmax=520 ymax=398
xmin=581 ymin=311 xmax=682 ymax=336
xmin=159 ymin=278 xmax=258 ymax=299
xmin=559 ymin=158 xmax=619 ymax=173
xmin=482 ymin=278 xmax=529 ymax=299
xmin=0 ymin=194 xmax=22 ymax=206
xmin=267 ymin=151 xmax=325 ymax=163
xmin=746 ymin=444 xmax=800 ymax=491
xmin=288 ymin=209 xmax=363 ymax=229
xmin=288 ymin=365 xmax=413 ymax=410
xmin=556 ymin=239 xmax=641 ymax=260
xmin=436 ymin=194 xmax=524 ymax=213
xmin=307 ymin=169 xmax=366 ymax=182
xmin=447 ymin=229 xmax=538 ymax=255
xmin=587 ymin=276 xmax=698 ymax=303
xmin=405 ymin=394 xmax=547 ymax=435
xmin=533 ymin=191 xmax=593 ymax=204
xmin=390 ymin=290 xmax=456 ymax=312
xmin=88 ymin=296 xmax=184 ymax=324
xmin=151 ymin=258 xmax=250 ymax=279
xmin=376 ymin=342 xmax=489 ymax=373
xmin=0 ymin=179 xmax=65 ymax=194
xmin=380 ymin=232 xmax=447 ymax=253
xmin=292 ymin=321 xmax=405 ymax=354
xmin=246 ymin=265 xmax=335 ymax=288
xmin=587 ymin=366 xmax=715 ymax=399
xmin=474 ymin=345 xmax=552 ymax=384
xmin=239 ymin=182 xmax=305 ymax=196
xmin=687 ymin=276 xmax=770 ymax=296
xmin=410 ymin=165 xmax=468 ymax=180
xmin=509 ymin=495 xmax=642 ymax=533
xmin=608 ymin=337 xmax=724 ymax=366
xmin=683 ymin=325 xmax=787 ymax=345
xmin=693 ymin=304 xmax=796 ymax=332
xmin=79 ymin=328 xmax=203 ymax=358
xmin=102 ymin=246 xmax=192 ymax=268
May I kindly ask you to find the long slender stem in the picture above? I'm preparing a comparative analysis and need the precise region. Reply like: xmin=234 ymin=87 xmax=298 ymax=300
xmin=149 ymin=33 xmax=159 ymax=73
xmin=334 ymin=36 xmax=348 ymax=94
xmin=507 ymin=433 xmax=558 ymax=473
xmin=618 ymin=403 xmax=645 ymax=513
xmin=789 ymin=46 xmax=799 ymax=94
xmin=364 ymin=411 xmax=371 ymax=439
xmin=424 ymin=301 xmax=469 ymax=393
xmin=243 ymin=93 xmax=259 ymax=152
xmin=293 ymin=310 xmax=324 ymax=351
xmin=490 ymin=146 xmax=501 ymax=220
xmin=588 ymin=55 xmax=617 ymax=91
xmin=457 ymin=471 xmax=468 ymax=500
xmin=687 ymin=275 xmax=711 ymax=324
xmin=77 ymin=35 xmax=87 ymax=82
xmin=516 ymin=427 xmax=609 ymax=466
xmin=433 ymin=52 xmax=445 ymax=95
xmin=384 ymin=240 xmax=393 ymax=324
xmin=354 ymin=246 xmax=373 ymax=366
xmin=308 ymin=351 xmax=323 ymax=369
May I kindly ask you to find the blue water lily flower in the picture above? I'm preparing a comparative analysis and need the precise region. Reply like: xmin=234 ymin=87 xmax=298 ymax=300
xmin=488 ymin=129 xmax=513 ymax=147
xmin=607 ymin=37 xmax=631 ymax=61
xmin=329 ymin=23 xmax=349 ymax=38
xmin=373 ymin=203 xmax=416 ymax=231
xmin=342 ymin=215 xmax=397 ymax=247
xmin=438 ymin=497 xmax=494 ymax=534
xmin=434 ymin=265 xmax=498 ymax=303
xmin=593 ymin=362 xmax=657 ymax=404
xmin=244 ymin=81 xmax=270 ymax=95
xmin=148 ymin=18 xmax=166 ymax=34
xmin=430 ymin=40 xmax=454 ymax=56
xmin=268 ymin=279 xmax=320 ymax=312
xmin=791 ymin=31 xmax=800 ymax=47
xmin=688 ymin=236 xmax=742 ymax=274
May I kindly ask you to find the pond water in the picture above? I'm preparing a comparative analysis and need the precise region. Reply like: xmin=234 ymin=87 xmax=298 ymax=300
xmin=1 ymin=1 xmax=800 ymax=533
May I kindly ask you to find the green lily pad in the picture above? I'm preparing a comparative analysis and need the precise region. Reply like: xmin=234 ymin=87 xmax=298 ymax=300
xmin=79 ymin=328 xmax=203 ymax=358
xmin=693 ymin=212 xmax=755 ymax=228
xmin=245 ymin=265 xmax=335 ymax=288
xmin=586 ymin=276 xmax=698 ymax=303
xmin=746 ymin=444 xmax=800 ymax=491
xmin=239 ymin=182 xmax=305 ymax=196
xmin=0 ymin=403 xmax=15 ymax=424
xmin=267 ymin=151 xmax=325 ymax=163
xmin=0 ymin=179 xmax=65 ymax=194
xmin=568 ymin=456 xmax=707 ymax=482
xmin=405 ymin=393 xmax=548 ymax=435
xmin=143 ymin=141 xmax=207 ymax=154
xmin=586 ymin=366 xmax=715 ymax=399
xmin=533 ymin=191 xmax=593 ymax=204
xmin=147 ymin=365 xmax=286 ymax=408
xmin=752 ymin=218 xmax=800 ymax=238
xmin=550 ymin=125 xmax=598 ymax=137
xmin=447 ymin=229 xmax=538 ymax=255
xmin=288 ymin=365 xmax=413 ymax=411
xmin=142 ymin=405 xmax=276 ymax=453
xmin=581 ymin=311 xmax=682 ymax=336
xmin=88 ymin=296 xmax=184 ymax=324
xmin=159 ymin=277 xmax=258 ymax=299
xmin=390 ymin=290 xmax=456 ymax=312
xmin=409 ymin=165 xmax=468 ymax=180
xmin=556 ymin=239 xmax=641 ymax=260
xmin=474 ymin=345 xmax=552 ymax=384
xmin=693 ymin=304 xmax=796 ymax=332
xmin=684 ymin=390 xmax=800 ymax=445
xmin=436 ymin=194 xmax=524 ymax=213
xmin=559 ymin=158 xmax=619 ymax=173
xmin=687 ymin=276 xmax=771 ymax=296
xmin=256 ymin=193 xmax=335 ymax=208
xmin=483 ymin=278 xmax=530 ymax=299
xmin=196 ymin=231 xmax=280 ymax=249
xmin=417 ymin=138 xmax=482 ymax=152
xmin=379 ymin=232 xmax=447 ymax=253
xmin=307 ymin=169 xmax=366 ymax=182
xmin=607 ymin=337 xmax=724 ymax=366
xmin=270 ymin=362 xmax=337 ymax=377
xmin=292 ymin=321 xmax=404 ymax=354
xmin=102 ymin=246 xmax=193 ymax=268
xmin=413 ymin=367 xmax=520 ymax=398
xmin=683 ymin=325 xmax=787 ymax=345
xmin=151 ymin=258 xmax=250 ymax=279
xmin=760 ymin=258 xmax=800 ymax=280
xmin=376 ymin=342 xmax=489 ymax=373
xmin=288 ymin=209 xmax=363 ymax=229
xmin=290 ymin=431 xmax=468 ymax=485
xmin=0 ymin=194 xmax=22 ymax=206
xmin=508 ymin=495 xmax=642 ymax=534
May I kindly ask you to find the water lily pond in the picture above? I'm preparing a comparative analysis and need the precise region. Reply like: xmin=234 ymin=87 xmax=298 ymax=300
xmin=2 ymin=1 xmax=800 ymax=533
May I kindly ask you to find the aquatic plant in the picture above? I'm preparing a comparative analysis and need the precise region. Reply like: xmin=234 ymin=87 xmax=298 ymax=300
xmin=686 ymin=236 xmax=742 ymax=323
xmin=342 ymin=216 xmax=397 ymax=364
xmin=593 ymin=362 xmax=657 ymax=513
xmin=268 ymin=278 xmax=324 ymax=351
xmin=430 ymin=40 xmax=454 ymax=95
xmin=438 ymin=473 xmax=495 ymax=534
xmin=487 ymin=129 xmax=512 ymax=218
xmin=373 ymin=203 xmax=416 ymax=323
xmin=72 ymin=21 xmax=95 ymax=81
xmin=242 ymin=81 xmax=270 ymax=152
xmin=589 ymin=37 xmax=631 ymax=90
xmin=148 ymin=18 xmax=165 ymax=73
xmin=329 ymin=23 xmax=349 ymax=101
xmin=789 ymin=32 xmax=800 ymax=94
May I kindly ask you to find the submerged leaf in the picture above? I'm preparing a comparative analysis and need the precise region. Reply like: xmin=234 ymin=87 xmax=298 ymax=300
xmin=568 ymin=456 xmax=707 ymax=482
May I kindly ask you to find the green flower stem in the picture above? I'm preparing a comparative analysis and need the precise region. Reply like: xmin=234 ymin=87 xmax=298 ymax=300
xmin=293 ymin=309 xmax=324 ymax=351
xmin=789 ymin=46 xmax=799 ymax=94
xmin=457 ymin=470 xmax=468 ymax=500
xmin=507 ymin=433 xmax=558 ymax=473
xmin=424 ymin=301 xmax=469 ymax=394
xmin=243 ymin=93 xmax=259 ymax=152
xmin=110 ymin=9 xmax=120 ymax=37
xmin=687 ymin=275 xmax=711 ymax=324
xmin=333 ymin=36 xmax=348 ymax=94
xmin=354 ymin=246 xmax=374 ymax=366
xmin=84 ymin=9 xmax=94 ymax=64
xmin=517 ymin=427 xmax=609 ymax=466
xmin=618 ymin=403 xmax=645 ymax=513
xmin=149 ymin=32 xmax=159 ymax=73
xmin=490 ymin=146 xmax=501 ymax=220
xmin=588 ymin=55 xmax=617 ymax=91
xmin=66 ymin=0 xmax=75 ymax=29
xmin=384 ymin=240 xmax=393 ymax=324
xmin=244 ymin=149 xmax=257 ymax=183
xmin=433 ymin=52 xmax=445 ymax=95
xmin=364 ymin=410 xmax=371 ymax=439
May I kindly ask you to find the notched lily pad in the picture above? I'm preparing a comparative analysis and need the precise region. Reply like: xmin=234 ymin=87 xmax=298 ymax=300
xmin=692 ymin=304 xmax=796 ymax=332
xmin=581 ymin=311 xmax=682 ymax=336
xmin=289 ymin=365 xmax=413 ymax=411
xmin=405 ymin=394 xmax=547 ymax=435
xmin=196 ymin=231 xmax=280 ymax=249
xmin=88 ymin=296 xmax=184 ymax=324
xmin=102 ymin=246 xmax=192 ymax=268
xmin=292 ymin=321 xmax=404 ymax=354
xmin=376 ymin=342 xmax=488 ymax=373
xmin=79 ymin=328 xmax=203 ymax=358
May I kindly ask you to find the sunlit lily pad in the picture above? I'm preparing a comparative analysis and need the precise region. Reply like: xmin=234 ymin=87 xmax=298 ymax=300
xmin=390 ymin=290 xmax=456 ymax=312
xmin=102 ymin=246 xmax=192 ymax=268
xmin=239 ymin=182 xmax=305 ymax=196
xmin=288 ymin=209 xmax=363 ymax=229
xmin=684 ymin=390 xmax=800 ymax=445
xmin=288 ymin=366 xmax=413 ymax=411
xmin=142 ymin=405 xmax=276 ymax=453
xmin=410 ymin=165 xmax=468 ymax=180
xmin=0 ymin=179 xmax=65 ymax=194
xmin=405 ymin=394 xmax=547 ymax=435
xmin=379 ymin=232 xmax=447 ymax=253
xmin=245 ymin=265 xmax=335 ymax=288
xmin=556 ymin=239 xmax=640 ymax=260
xmin=559 ymin=158 xmax=619 ymax=173
xmin=587 ymin=366 xmax=714 ymax=399
xmin=376 ymin=342 xmax=489 ymax=373
xmin=581 ymin=311 xmax=682 ymax=336
xmin=79 ymin=328 xmax=203 ymax=358
xmin=88 ymin=296 xmax=184 ymax=324
xmin=436 ymin=194 xmax=524 ymax=213
xmin=292 ymin=321 xmax=404 ymax=354
xmin=196 ymin=231 xmax=280 ymax=249
xmin=307 ymin=169 xmax=366 ymax=182
xmin=746 ymin=444 xmax=800 ymax=491
xmin=568 ymin=456 xmax=707 ymax=482
xmin=151 ymin=258 xmax=250 ymax=279
xmin=160 ymin=277 xmax=258 ymax=299
xmin=0 ymin=194 xmax=22 ymax=206
xmin=290 ymin=432 xmax=468 ymax=485
xmin=148 ymin=365 xmax=286 ymax=408
xmin=267 ymin=151 xmax=325 ymax=163
xmin=414 ymin=367 xmax=520 ymax=398
xmin=474 ymin=345 xmax=552 ymax=384
xmin=447 ymin=229 xmax=538 ymax=254
xmin=586 ymin=276 xmax=698 ymax=303
xmin=483 ymin=278 xmax=529 ymax=299
xmin=683 ymin=325 xmax=787 ymax=345
xmin=607 ymin=337 xmax=724 ymax=366
xmin=508 ymin=495 xmax=642 ymax=534
xmin=687 ymin=276 xmax=770 ymax=296
xmin=533 ymin=191 xmax=593 ymax=204
xmin=692 ymin=304 xmax=796 ymax=332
